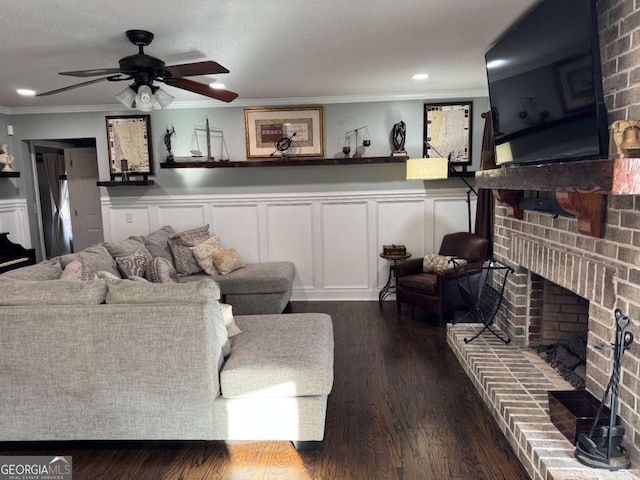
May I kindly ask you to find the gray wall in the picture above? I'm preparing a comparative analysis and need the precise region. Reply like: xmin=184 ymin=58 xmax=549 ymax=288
xmin=5 ymin=97 xmax=489 ymax=200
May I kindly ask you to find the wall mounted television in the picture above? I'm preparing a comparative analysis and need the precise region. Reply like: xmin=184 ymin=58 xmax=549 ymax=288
xmin=485 ymin=0 xmax=609 ymax=165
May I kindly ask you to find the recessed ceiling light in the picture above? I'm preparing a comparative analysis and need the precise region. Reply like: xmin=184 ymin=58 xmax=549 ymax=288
xmin=486 ymin=59 xmax=508 ymax=69
xmin=17 ymin=89 xmax=36 ymax=96
xmin=412 ymin=73 xmax=429 ymax=80
xmin=209 ymin=83 xmax=226 ymax=90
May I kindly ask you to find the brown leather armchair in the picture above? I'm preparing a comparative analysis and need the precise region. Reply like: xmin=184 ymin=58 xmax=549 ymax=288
xmin=395 ymin=232 xmax=489 ymax=324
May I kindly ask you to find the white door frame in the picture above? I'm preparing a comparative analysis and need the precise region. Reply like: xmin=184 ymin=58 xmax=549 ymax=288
xmin=28 ymin=140 xmax=89 ymax=260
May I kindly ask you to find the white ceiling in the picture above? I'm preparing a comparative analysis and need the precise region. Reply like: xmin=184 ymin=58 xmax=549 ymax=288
xmin=0 ymin=0 xmax=538 ymax=112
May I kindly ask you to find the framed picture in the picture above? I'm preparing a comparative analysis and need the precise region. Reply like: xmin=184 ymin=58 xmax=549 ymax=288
xmin=105 ymin=115 xmax=153 ymax=177
xmin=423 ymin=101 xmax=472 ymax=165
xmin=244 ymin=106 xmax=324 ymax=158
xmin=554 ymin=55 xmax=595 ymax=113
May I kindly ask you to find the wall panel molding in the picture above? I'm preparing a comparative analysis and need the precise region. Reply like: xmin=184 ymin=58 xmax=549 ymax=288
xmin=0 ymin=199 xmax=31 ymax=248
xmin=101 ymin=189 xmax=475 ymax=301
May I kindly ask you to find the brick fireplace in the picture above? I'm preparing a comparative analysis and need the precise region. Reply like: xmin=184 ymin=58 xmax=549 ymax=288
xmin=447 ymin=0 xmax=640 ymax=477
xmin=448 ymin=197 xmax=640 ymax=479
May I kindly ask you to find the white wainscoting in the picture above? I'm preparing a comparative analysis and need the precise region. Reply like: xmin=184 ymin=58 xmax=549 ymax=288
xmin=0 ymin=199 xmax=31 ymax=248
xmin=101 ymin=189 xmax=476 ymax=301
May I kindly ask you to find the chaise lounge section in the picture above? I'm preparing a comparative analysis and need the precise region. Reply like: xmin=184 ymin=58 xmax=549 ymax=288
xmin=0 ymin=278 xmax=334 ymax=443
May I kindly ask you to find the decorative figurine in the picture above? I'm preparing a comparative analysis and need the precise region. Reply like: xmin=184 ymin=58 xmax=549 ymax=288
xmin=344 ymin=126 xmax=371 ymax=158
xmin=271 ymin=132 xmax=297 ymax=160
xmin=164 ymin=125 xmax=176 ymax=163
xmin=610 ymin=120 xmax=640 ymax=158
xmin=391 ymin=121 xmax=406 ymax=156
xmin=0 ymin=144 xmax=14 ymax=172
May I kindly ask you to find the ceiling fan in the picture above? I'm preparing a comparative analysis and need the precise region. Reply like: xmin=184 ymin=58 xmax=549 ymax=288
xmin=37 ymin=29 xmax=238 ymax=109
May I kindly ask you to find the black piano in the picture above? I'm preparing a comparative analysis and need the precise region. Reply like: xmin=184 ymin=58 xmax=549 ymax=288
xmin=0 ymin=232 xmax=36 ymax=274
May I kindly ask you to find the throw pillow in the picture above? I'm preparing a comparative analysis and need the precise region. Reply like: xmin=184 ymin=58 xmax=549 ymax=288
xmin=220 ymin=303 xmax=242 ymax=337
xmin=168 ymin=225 xmax=211 ymax=276
xmin=211 ymin=248 xmax=245 ymax=275
xmin=422 ymin=254 xmax=467 ymax=273
xmin=60 ymin=256 xmax=96 ymax=281
xmin=145 ymin=257 xmax=178 ymax=283
xmin=137 ymin=225 xmax=176 ymax=264
xmin=55 ymin=244 xmax=121 ymax=278
xmin=0 ymin=260 xmax=62 ymax=281
xmin=95 ymin=270 xmax=122 ymax=283
xmin=192 ymin=235 xmax=224 ymax=276
xmin=129 ymin=275 xmax=150 ymax=282
xmin=103 ymin=238 xmax=149 ymax=259
xmin=116 ymin=247 xmax=152 ymax=279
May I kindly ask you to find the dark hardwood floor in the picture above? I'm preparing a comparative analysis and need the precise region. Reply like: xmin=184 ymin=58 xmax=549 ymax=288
xmin=0 ymin=301 xmax=528 ymax=480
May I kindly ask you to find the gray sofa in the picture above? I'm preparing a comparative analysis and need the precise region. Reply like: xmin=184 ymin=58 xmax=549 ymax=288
xmin=35 ymin=225 xmax=295 ymax=316
xmin=0 ymin=277 xmax=334 ymax=443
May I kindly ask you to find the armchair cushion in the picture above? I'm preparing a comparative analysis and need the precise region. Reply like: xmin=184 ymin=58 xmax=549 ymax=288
xmin=397 ymin=273 xmax=438 ymax=295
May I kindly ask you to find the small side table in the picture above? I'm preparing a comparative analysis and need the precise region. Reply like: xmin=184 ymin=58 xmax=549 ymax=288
xmin=379 ymin=252 xmax=412 ymax=306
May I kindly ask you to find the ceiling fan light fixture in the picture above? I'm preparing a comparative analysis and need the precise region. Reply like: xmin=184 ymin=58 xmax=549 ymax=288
xmin=154 ymin=87 xmax=175 ymax=109
xmin=134 ymin=85 xmax=155 ymax=112
xmin=115 ymin=86 xmax=136 ymax=108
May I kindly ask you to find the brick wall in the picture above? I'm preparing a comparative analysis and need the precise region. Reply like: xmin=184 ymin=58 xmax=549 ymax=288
xmin=598 ymin=0 xmax=640 ymax=121
xmin=541 ymin=280 xmax=590 ymax=345
xmin=491 ymin=0 xmax=640 ymax=465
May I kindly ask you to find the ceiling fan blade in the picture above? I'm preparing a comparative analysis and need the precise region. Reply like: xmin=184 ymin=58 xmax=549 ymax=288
xmin=163 ymin=61 xmax=229 ymax=78
xmin=59 ymin=68 xmax=122 ymax=77
xmin=36 ymin=77 xmax=112 ymax=97
xmin=172 ymin=78 xmax=238 ymax=103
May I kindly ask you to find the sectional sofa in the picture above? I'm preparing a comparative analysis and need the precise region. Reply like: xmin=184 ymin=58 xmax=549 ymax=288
xmin=0 ymin=226 xmax=334 ymax=445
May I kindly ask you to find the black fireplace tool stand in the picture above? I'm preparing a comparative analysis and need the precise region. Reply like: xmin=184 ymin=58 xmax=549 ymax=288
xmin=451 ymin=258 xmax=512 ymax=345
xmin=575 ymin=308 xmax=633 ymax=470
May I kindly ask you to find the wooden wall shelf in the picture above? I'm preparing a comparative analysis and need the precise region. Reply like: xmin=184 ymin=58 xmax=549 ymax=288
xmin=97 ymin=180 xmax=155 ymax=187
xmin=160 ymin=155 xmax=407 ymax=169
xmin=476 ymin=158 xmax=640 ymax=238
xmin=0 ymin=171 xmax=20 ymax=178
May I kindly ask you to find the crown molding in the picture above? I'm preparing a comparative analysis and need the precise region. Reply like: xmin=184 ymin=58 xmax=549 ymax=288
xmin=2 ymin=88 xmax=488 ymax=115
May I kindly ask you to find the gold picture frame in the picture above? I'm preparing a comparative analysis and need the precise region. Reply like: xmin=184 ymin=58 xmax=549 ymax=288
xmin=105 ymin=115 xmax=154 ymax=177
xmin=423 ymin=101 xmax=472 ymax=165
xmin=244 ymin=106 xmax=324 ymax=158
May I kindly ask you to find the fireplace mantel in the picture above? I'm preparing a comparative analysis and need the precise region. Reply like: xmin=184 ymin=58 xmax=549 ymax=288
xmin=475 ymin=158 xmax=640 ymax=194
xmin=475 ymin=158 xmax=640 ymax=237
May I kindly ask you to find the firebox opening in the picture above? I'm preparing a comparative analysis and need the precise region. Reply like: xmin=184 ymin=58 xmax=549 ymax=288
xmin=531 ymin=279 xmax=589 ymax=389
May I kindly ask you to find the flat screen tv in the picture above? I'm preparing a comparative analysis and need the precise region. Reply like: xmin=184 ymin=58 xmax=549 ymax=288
xmin=485 ymin=0 xmax=608 ymax=165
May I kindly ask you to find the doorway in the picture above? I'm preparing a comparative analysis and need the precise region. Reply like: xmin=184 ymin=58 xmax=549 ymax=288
xmin=31 ymin=138 xmax=103 ymax=260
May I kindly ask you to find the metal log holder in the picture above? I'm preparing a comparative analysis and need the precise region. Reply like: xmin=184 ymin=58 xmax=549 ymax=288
xmin=575 ymin=308 xmax=633 ymax=470
xmin=451 ymin=258 xmax=513 ymax=345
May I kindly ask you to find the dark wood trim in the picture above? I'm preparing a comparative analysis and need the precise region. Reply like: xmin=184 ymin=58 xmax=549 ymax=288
xmin=476 ymin=157 xmax=640 ymax=238
xmin=160 ymin=155 xmax=407 ymax=169
xmin=475 ymin=157 xmax=640 ymax=195
xmin=494 ymin=189 xmax=523 ymax=219
xmin=97 ymin=180 xmax=155 ymax=187
xmin=556 ymin=192 xmax=605 ymax=237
